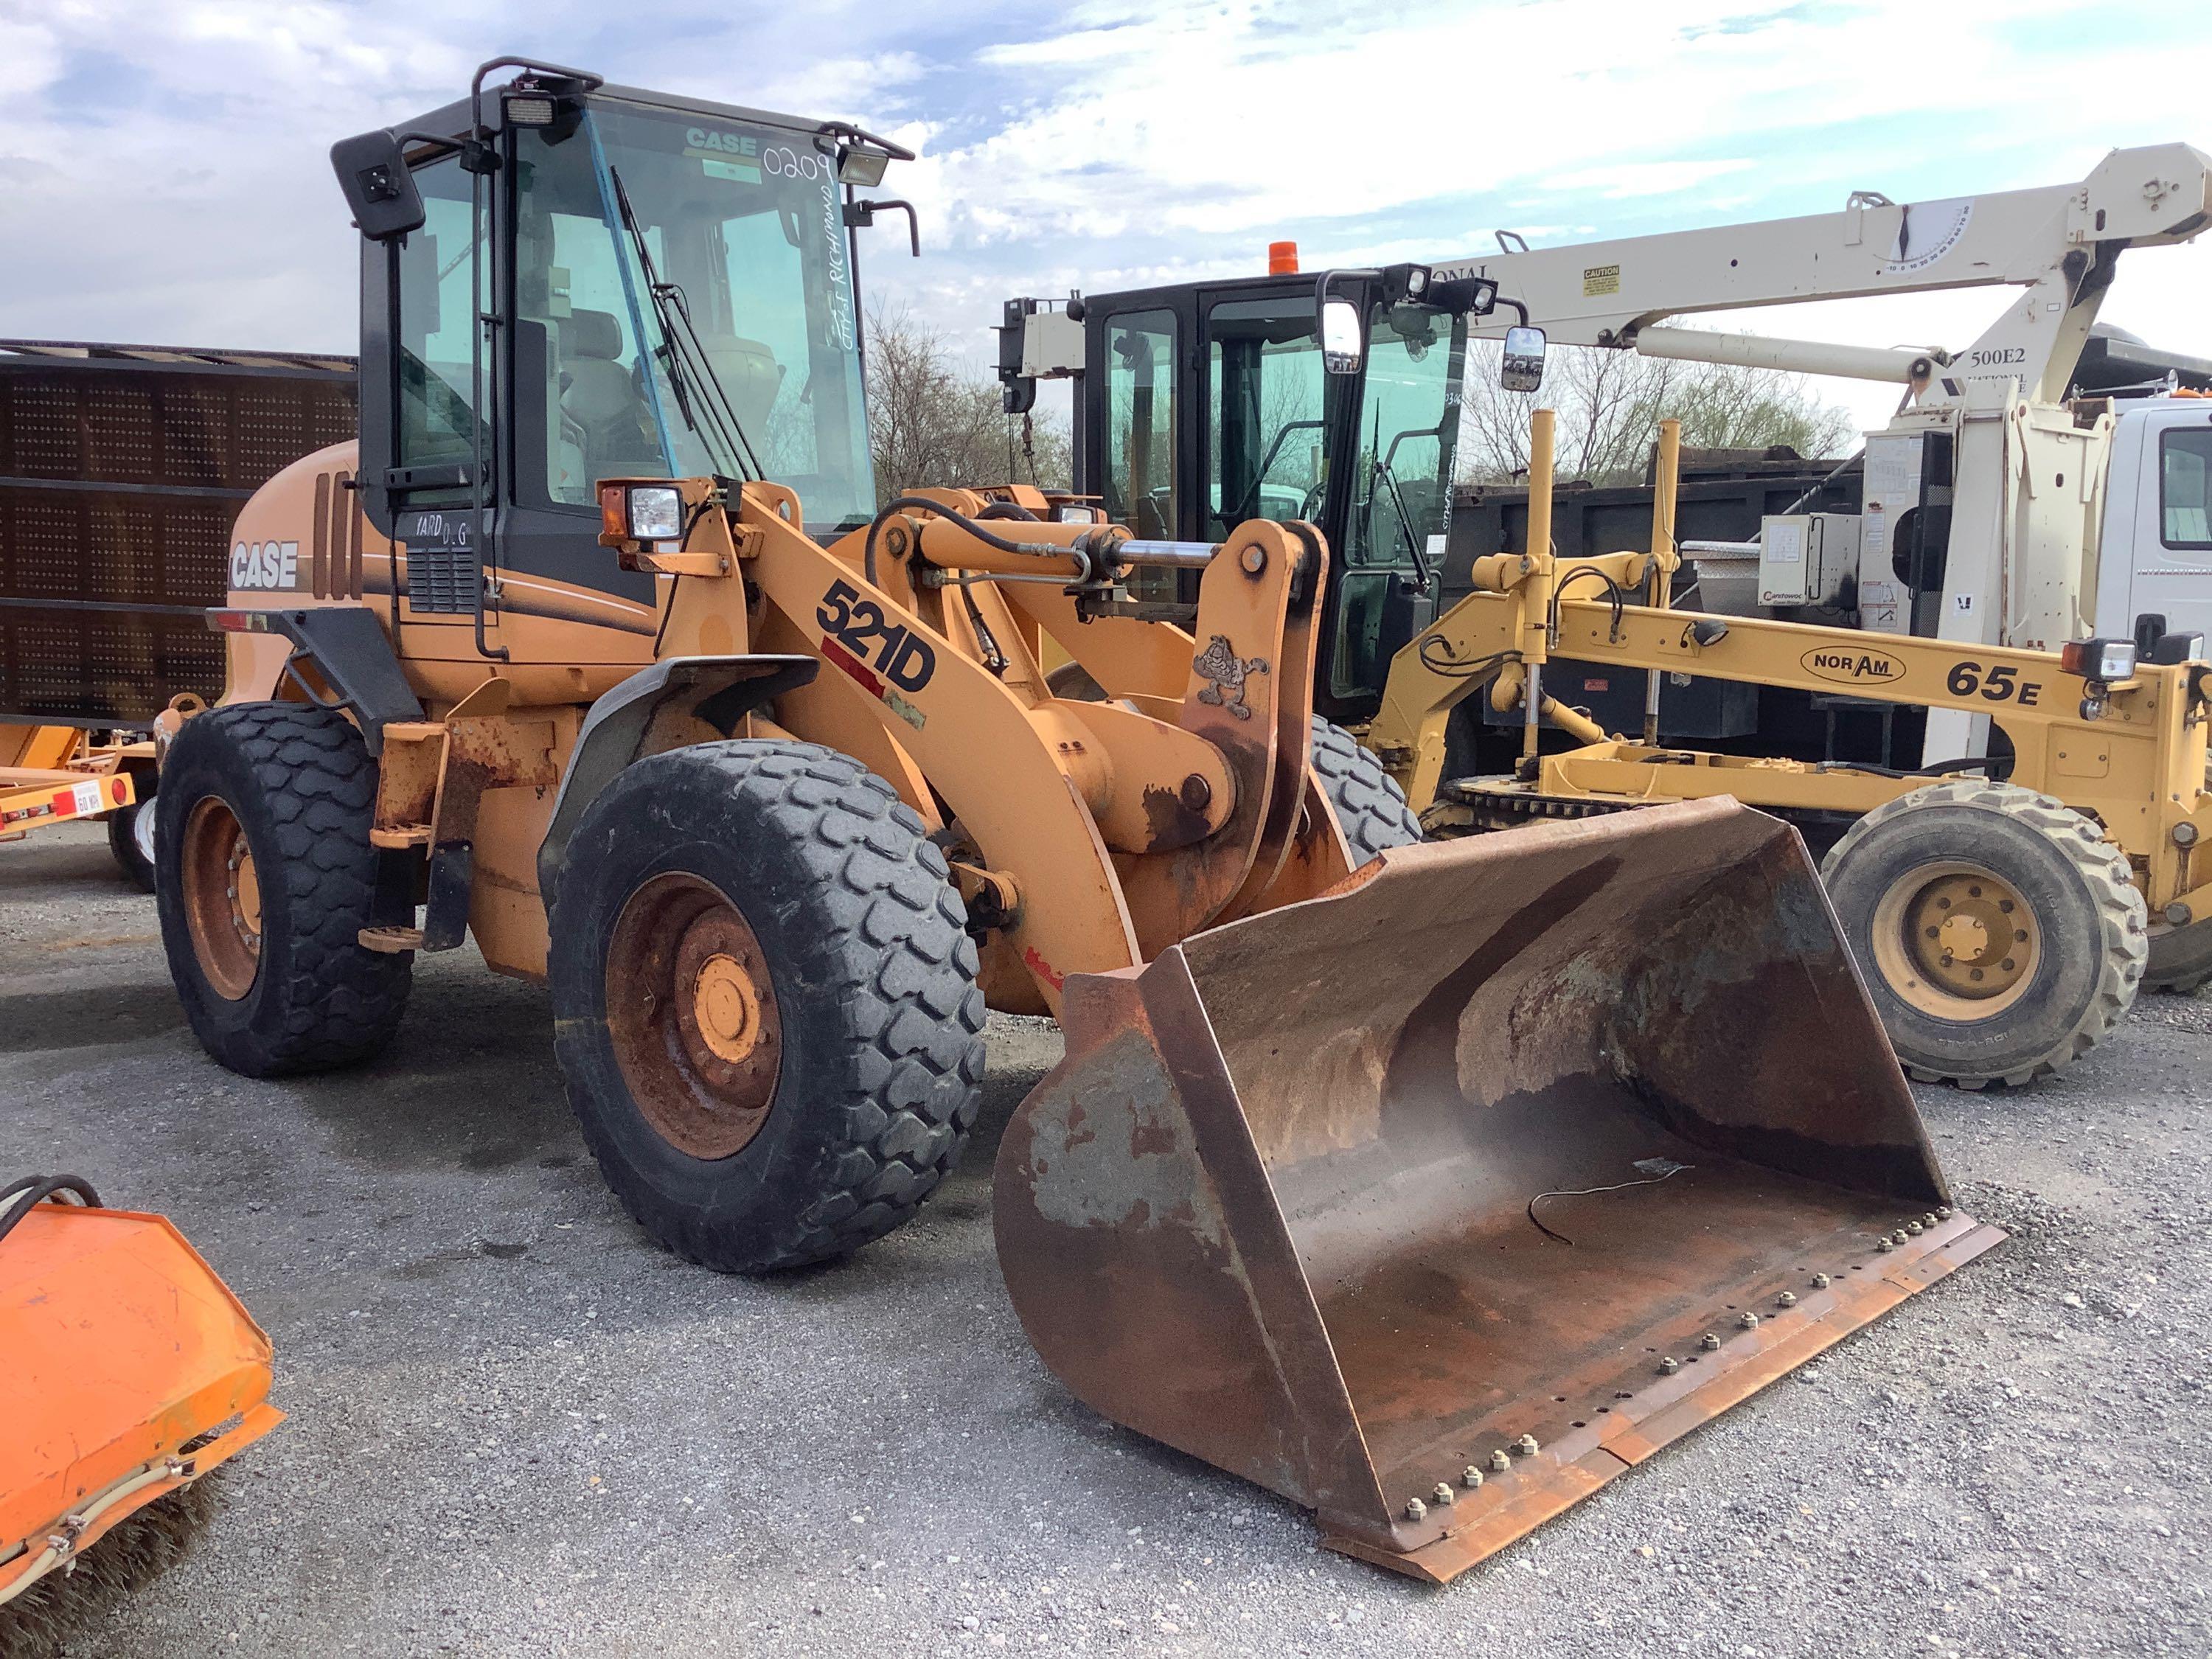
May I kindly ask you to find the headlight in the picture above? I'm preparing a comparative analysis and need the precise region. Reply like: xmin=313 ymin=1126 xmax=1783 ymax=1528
xmin=2061 ymin=637 xmax=2136 ymax=681
xmin=627 ymin=486 xmax=684 ymax=542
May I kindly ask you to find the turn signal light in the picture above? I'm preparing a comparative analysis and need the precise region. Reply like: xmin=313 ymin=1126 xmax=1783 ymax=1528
xmin=2059 ymin=638 xmax=2136 ymax=681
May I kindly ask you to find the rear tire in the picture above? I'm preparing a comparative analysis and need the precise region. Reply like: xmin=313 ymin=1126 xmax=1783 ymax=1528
xmin=1820 ymin=781 xmax=2145 ymax=1088
xmin=154 ymin=703 xmax=412 ymax=1076
xmin=2146 ymin=917 xmax=2212 ymax=994
xmin=107 ymin=790 xmax=156 ymax=892
xmin=548 ymin=740 xmax=986 ymax=1273
xmin=1312 ymin=717 xmax=1422 ymax=863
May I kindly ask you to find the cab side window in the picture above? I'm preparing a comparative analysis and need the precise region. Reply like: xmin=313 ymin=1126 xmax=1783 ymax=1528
xmin=392 ymin=156 xmax=483 ymax=504
xmin=2160 ymin=428 xmax=2212 ymax=548
xmin=1103 ymin=310 xmax=1177 ymax=539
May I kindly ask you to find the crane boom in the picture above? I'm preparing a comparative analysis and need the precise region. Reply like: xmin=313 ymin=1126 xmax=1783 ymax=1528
xmin=1434 ymin=142 xmax=2212 ymax=406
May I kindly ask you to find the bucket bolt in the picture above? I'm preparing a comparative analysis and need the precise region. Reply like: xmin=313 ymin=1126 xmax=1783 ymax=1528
xmin=1404 ymin=1497 xmax=1427 ymax=1522
xmin=1658 ymin=1356 xmax=1681 ymax=1375
xmin=1776 ymin=1291 xmax=1798 ymax=1309
xmin=1936 ymin=1205 xmax=1953 ymax=1220
xmin=1512 ymin=1435 xmax=1540 ymax=1458
xmin=1905 ymin=1220 xmax=1924 ymax=1236
xmin=1488 ymin=1449 xmax=1514 ymax=1474
xmin=1737 ymin=1311 xmax=1760 ymax=1330
xmin=1877 ymin=1238 xmax=1896 ymax=1253
xmin=1699 ymin=1332 xmax=1722 ymax=1352
xmin=1891 ymin=1228 xmax=1910 ymax=1245
xmin=1431 ymin=1482 xmax=1456 ymax=1507
xmin=1921 ymin=1212 xmax=1939 ymax=1228
xmin=1461 ymin=1467 xmax=1486 ymax=1489
xmin=1812 ymin=1273 xmax=1832 ymax=1289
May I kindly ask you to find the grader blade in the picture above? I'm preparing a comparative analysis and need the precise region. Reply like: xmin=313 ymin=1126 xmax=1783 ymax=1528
xmin=994 ymin=797 xmax=2002 ymax=1583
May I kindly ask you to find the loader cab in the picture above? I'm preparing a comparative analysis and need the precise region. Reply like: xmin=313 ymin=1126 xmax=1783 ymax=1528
xmin=1037 ymin=267 xmax=1477 ymax=723
xmin=335 ymin=64 xmax=901 ymax=653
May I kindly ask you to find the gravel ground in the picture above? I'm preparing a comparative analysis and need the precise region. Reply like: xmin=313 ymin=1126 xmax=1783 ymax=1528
xmin=4 ymin=819 xmax=2208 ymax=1658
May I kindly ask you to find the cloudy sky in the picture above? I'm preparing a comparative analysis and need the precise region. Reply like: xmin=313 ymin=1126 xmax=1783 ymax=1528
xmin=4 ymin=0 xmax=2210 ymax=431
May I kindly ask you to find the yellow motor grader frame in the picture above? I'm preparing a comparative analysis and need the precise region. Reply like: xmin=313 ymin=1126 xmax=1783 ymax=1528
xmin=1369 ymin=409 xmax=2212 ymax=1085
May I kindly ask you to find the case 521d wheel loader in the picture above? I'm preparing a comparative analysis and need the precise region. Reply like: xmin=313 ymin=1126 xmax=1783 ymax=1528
xmin=154 ymin=58 xmax=2000 ymax=1581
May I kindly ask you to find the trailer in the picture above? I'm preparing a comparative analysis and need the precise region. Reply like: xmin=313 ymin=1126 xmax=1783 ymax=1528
xmin=0 ymin=340 xmax=355 ymax=878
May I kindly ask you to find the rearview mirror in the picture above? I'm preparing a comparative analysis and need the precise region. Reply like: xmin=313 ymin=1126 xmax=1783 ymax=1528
xmin=1321 ymin=297 xmax=1363 ymax=375
xmin=1500 ymin=324 xmax=1548 ymax=392
xmin=330 ymin=129 xmax=425 ymax=243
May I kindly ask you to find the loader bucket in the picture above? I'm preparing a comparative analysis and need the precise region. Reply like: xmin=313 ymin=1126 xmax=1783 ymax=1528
xmin=995 ymin=797 xmax=2002 ymax=1583
xmin=1 ymin=1194 xmax=282 ymax=1609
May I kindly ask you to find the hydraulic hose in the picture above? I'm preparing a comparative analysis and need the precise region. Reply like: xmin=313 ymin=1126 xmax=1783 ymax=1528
xmin=0 ymin=1174 xmax=101 ymax=1246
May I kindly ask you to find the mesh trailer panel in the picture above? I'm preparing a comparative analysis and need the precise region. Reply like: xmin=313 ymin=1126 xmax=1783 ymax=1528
xmin=0 ymin=342 xmax=357 ymax=725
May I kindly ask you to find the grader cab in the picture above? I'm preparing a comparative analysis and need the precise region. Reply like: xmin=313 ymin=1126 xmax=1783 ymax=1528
xmin=151 ymin=59 xmax=1997 ymax=1579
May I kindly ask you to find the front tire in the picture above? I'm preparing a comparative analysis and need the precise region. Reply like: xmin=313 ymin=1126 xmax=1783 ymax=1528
xmin=548 ymin=740 xmax=986 ymax=1273
xmin=1312 ymin=717 xmax=1422 ymax=862
xmin=1821 ymin=781 xmax=2145 ymax=1088
xmin=154 ymin=703 xmax=413 ymax=1076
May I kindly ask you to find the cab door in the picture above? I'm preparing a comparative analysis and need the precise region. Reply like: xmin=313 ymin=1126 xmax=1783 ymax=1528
xmin=2124 ymin=405 xmax=2212 ymax=641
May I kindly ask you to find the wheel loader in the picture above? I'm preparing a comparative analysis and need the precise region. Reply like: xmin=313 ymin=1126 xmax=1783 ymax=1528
xmin=153 ymin=58 xmax=1999 ymax=1579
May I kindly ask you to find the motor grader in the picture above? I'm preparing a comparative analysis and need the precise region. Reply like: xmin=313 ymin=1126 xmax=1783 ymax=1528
xmin=153 ymin=59 xmax=1998 ymax=1579
xmin=1365 ymin=407 xmax=2212 ymax=1091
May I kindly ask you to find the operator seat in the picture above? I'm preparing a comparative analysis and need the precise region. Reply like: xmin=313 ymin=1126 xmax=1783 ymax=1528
xmin=696 ymin=333 xmax=786 ymax=440
xmin=561 ymin=309 xmax=657 ymax=476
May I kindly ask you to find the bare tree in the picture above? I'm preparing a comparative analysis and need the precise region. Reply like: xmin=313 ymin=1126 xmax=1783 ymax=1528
xmin=1458 ymin=339 xmax=1857 ymax=484
xmin=865 ymin=302 xmax=1071 ymax=498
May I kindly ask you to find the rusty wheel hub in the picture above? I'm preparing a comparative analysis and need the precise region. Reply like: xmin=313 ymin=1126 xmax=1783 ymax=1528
xmin=605 ymin=873 xmax=781 ymax=1160
xmin=1871 ymin=862 xmax=2039 ymax=1018
xmin=181 ymin=797 xmax=262 ymax=1001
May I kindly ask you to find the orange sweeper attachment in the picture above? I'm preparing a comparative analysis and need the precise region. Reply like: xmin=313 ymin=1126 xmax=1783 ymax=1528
xmin=0 ymin=1176 xmax=281 ymax=1652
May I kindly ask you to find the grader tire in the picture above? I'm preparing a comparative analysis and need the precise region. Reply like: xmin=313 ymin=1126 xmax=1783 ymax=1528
xmin=1821 ymin=780 xmax=2146 ymax=1088
xmin=548 ymin=740 xmax=986 ymax=1274
xmin=2146 ymin=917 xmax=2212 ymax=995
xmin=154 ymin=703 xmax=413 ymax=1076
xmin=1311 ymin=717 xmax=1422 ymax=863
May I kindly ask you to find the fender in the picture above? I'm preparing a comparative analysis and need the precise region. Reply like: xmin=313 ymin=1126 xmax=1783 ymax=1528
xmin=536 ymin=654 xmax=818 ymax=906
xmin=209 ymin=605 xmax=424 ymax=755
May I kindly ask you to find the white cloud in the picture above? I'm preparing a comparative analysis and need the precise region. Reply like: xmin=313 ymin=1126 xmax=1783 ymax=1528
xmin=1540 ymin=160 xmax=1753 ymax=199
xmin=0 ymin=0 xmax=2208 ymax=391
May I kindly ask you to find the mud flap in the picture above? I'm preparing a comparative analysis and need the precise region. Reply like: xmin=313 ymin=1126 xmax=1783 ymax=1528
xmin=993 ymin=797 xmax=2003 ymax=1582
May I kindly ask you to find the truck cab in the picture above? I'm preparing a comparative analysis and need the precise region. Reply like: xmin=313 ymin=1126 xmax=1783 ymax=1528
xmin=2093 ymin=396 xmax=2212 ymax=650
xmin=999 ymin=263 xmax=1490 ymax=723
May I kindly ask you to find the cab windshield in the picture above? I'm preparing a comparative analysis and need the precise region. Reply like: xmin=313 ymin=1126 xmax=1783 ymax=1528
xmin=510 ymin=101 xmax=875 ymax=533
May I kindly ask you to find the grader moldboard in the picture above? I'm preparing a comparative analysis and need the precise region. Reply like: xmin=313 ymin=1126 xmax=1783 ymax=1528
xmin=153 ymin=60 xmax=2000 ymax=1581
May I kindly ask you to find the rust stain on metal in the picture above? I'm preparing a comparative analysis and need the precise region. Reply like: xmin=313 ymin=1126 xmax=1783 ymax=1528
xmin=995 ymin=798 xmax=2003 ymax=1582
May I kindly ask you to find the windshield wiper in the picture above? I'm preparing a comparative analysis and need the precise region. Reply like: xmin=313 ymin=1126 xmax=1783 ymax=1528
xmin=1368 ymin=453 xmax=1434 ymax=593
xmin=606 ymin=165 xmax=765 ymax=481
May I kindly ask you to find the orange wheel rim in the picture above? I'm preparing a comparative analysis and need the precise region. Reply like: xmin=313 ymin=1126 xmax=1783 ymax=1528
xmin=181 ymin=797 xmax=262 ymax=1001
xmin=605 ymin=872 xmax=781 ymax=1160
